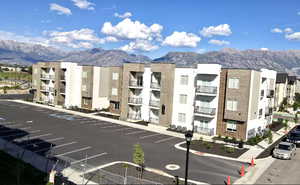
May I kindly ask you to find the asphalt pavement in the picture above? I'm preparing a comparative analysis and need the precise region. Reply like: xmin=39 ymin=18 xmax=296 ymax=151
xmin=0 ymin=100 xmax=245 ymax=184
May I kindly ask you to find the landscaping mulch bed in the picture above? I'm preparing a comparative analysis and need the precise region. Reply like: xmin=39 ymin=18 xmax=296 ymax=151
xmin=268 ymin=122 xmax=284 ymax=132
xmin=96 ymin=113 xmax=120 ymax=120
xmin=181 ymin=140 xmax=249 ymax=158
xmin=86 ymin=163 xmax=182 ymax=185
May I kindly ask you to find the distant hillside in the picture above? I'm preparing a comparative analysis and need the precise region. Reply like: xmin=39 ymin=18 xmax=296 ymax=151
xmin=1 ymin=40 xmax=300 ymax=74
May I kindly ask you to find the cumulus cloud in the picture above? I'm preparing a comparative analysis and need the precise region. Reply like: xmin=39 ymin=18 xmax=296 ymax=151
xmin=298 ymin=12 xmax=300 ymax=15
xmin=119 ymin=40 xmax=158 ymax=52
xmin=271 ymin=28 xmax=283 ymax=33
xmin=284 ymin=28 xmax=293 ymax=33
xmin=162 ymin=31 xmax=201 ymax=48
xmin=260 ymin=48 xmax=269 ymax=51
xmin=0 ymin=30 xmax=50 ymax=46
xmin=200 ymin=24 xmax=232 ymax=37
xmin=285 ymin=32 xmax=300 ymax=40
xmin=101 ymin=18 xmax=163 ymax=41
xmin=114 ymin=12 xmax=132 ymax=19
xmin=49 ymin=3 xmax=72 ymax=15
xmin=71 ymin=0 xmax=95 ymax=10
xmin=208 ymin=39 xmax=230 ymax=46
xmin=103 ymin=36 xmax=118 ymax=43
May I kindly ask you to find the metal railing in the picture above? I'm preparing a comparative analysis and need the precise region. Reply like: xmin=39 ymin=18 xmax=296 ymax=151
xmin=60 ymin=75 xmax=65 ymax=81
xmin=40 ymin=74 xmax=55 ymax=80
xmin=195 ymin=85 xmax=217 ymax=94
xmin=129 ymin=80 xmax=143 ymax=87
xmin=150 ymin=82 xmax=160 ymax=89
xmin=267 ymin=90 xmax=274 ymax=98
xmin=194 ymin=106 xmax=216 ymax=115
xmin=128 ymin=113 xmax=142 ymax=120
xmin=128 ymin=97 xmax=142 ymax=104
xmin=60 ymin=87 xmax=65 ymax=93
xmin=149 ymin=99 xmax=160 ymax=107
xmin=194 ymin=126 xmax=214 ymax=136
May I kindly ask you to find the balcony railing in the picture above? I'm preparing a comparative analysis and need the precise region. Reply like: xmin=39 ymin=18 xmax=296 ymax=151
xmin=195 ymin=85 xmax=217 ymax=94
xmin=149 ymin=117 xmax=159 ymax=124
xmin=128 ymin=113 xmax=141 ymax=120
xmin=150 ymin=82 xmax=160 ymax=89
xmin=149 ymin=99 xmax=160 ymax=107
xmin=129 ymin=80 xmax=143 ymax=87
xmin=265 ymin=107 xmax=273 ymax=116
xmin=194 ymin=126 xmax=214 ymax=136
xmin=267 ymin=90 xmax=274 ymax=98
xmin=40 ymin=74 xmax=55 ymax=80
xmin=60 ymin=88 xmax=65 ymax=93
xmin=194 ymin=106 xmax=216 ymax=115
xmin=128 ymin=97 xmax=142 ymax=104
xmin=60 ymin=75 xmax=65 ymax=81
xmin=40 ymin=86 xmax=48 ymax=91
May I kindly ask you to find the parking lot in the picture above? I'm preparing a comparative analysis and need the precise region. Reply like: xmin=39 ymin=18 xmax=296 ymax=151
xmin=0 ymin=100 xmax=245 ymax=184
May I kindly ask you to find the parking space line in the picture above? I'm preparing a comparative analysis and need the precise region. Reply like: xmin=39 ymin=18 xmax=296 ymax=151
xmin=125 ymin=130 xmax=148 ymax=135
xmin=90 ymin=122 xmax=110 ymax=126
xmin=70 ymin=152 xmax=108 ymax=165
xmin=21 ymin=137 xmax=64 ymax=147
xmin=29 ymin=130 xmax=41 ymax=134
xmin=19 ymin=126 xmax=32 ymax=130
xmin=8 ymin=123 xmax=25 ymax=127
xmin=79 ymin=120 xmax=98 ymax=123
xmin=140 ymin=133 xmax=161 ymax=139
xmin=55 ymin=146 xmax=91 ymax=157
xmin=28 ymin=133 xmax=52 ymax=139
xmin=99 ymin=125 xmax=120 ymax=129
xmin=34 ymin=141 xmax=77 ymax=153
xmin=154 ymin=137 xmax=177 ymax=144
xmin=0 ymin=122 xmax=15 ymax=125
xmin=111 ymin=127 xmax=134 ymax=132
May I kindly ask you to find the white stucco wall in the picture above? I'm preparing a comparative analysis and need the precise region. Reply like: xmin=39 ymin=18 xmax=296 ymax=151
xmin=141 ymin=67 xmax=151 ymax=121
xmin=92 ymin=67 xmax=110 ymax=110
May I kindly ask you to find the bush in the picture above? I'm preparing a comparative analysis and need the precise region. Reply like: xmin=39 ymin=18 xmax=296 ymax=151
xmin=224 ymin=136 xmax=229 ymax=143
xmin=225 ymin=147 xmax=235 ymax=153
xmin=206 ymin=143 xmax=213 ymax=149
xmin=268 ymin=132 xmax=273 ymax=144
xmin=231 ymin=137 xmax=237 ymax=144
xmin=199 ymin=137 xmax=203 ymax=143
xmin=246 ymin=135 xmax=263 ymax=146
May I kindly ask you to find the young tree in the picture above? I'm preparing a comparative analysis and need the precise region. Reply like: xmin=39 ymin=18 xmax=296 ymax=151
xmin=133 ymin=144 xmax=145 ymax=179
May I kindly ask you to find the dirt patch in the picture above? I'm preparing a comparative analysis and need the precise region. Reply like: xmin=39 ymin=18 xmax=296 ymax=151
xmin=181 ymin=140 xmax=248 ymax=158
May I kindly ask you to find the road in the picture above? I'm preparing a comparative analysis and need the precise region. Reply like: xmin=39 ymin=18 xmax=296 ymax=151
xmin=256 ymin=148 xmax=300 ymax=184
xmin=0 ymin=100 xmax=245 ymax=184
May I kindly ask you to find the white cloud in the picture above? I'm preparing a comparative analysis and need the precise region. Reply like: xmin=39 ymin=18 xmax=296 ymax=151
xmin=114 ymin=12 xmax=132 ymax=19
xmin=208 ymin=39 xmax=230 ymax=46
xmin=271 ymin=28 xmax=283 ymax=33
xmin=285 ymin=32 xmax=300 ymax=40
xmin=200 ymin=24 xmax=232 ymax=37
xmin=103 ymin=36 xmax=118 ymax=43
xmin=0 ymin=30 xmax=50 ymax=46
xmin=101 ymin=18 xmax=163 ymax=41
xmin=71 ymin=0 xmax=95 ymax=10
xmin=162 ymin=31 xmax=201 ymax=48
xmin=260 ymin=48 xmax=269 ymax=51
xmin=49 ymin=3 xmax=72 ymax=15
xmin=196 ymin=48 xmax=206 ymax=54
xmin=297 ymin=12 xmax=300 ymax=15
xmin=284 ymin=28 xmax=293 ymax=33
xmin=119 ymin=40 xmax=158 ymax=52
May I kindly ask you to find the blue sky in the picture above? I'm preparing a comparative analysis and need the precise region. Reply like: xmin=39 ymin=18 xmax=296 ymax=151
xmin=0 ymin=0 xmax=300 ymax=58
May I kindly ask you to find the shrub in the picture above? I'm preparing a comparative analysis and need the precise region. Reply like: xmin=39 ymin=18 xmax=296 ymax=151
xmin=268 ymin=132 xmax=273 ymax=144
xmin=218 ymin=134 xmax=222 ymax=139
xmin=199 ymin=137 xmax=203 ymax=143
xmin=231 ymin=137 xmax=237 ymax=144
xmin=225 ymin=147 xmax=235 ymax=153
xmin=205 ymin=143 xmax=213 ymax=149
xmin=224 ymin=136 xmax=229 ymax=143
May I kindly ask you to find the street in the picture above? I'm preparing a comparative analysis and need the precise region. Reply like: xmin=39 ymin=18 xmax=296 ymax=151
xmin=0 ymin=100 xmax=245 ymax=184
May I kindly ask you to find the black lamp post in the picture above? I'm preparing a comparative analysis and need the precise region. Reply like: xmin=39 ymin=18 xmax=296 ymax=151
xmin=184 ymin=130 xmax=193 ymax=185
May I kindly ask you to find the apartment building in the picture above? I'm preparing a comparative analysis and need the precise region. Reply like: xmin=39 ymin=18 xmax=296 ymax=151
xmin=171 ymin=64 xmax=221 ymax=136
xmin=274 ymin=73 xmax=297 ymax=108
xmin=32 ymin=62 xmax=122 ymax=112
xmin=216 ymin=68 xmax=277 ymax=140
xmin=120 ymin=63 xmax=175 ymax=127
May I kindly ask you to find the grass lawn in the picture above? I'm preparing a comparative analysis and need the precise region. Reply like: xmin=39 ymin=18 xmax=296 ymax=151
xmin=0 ymin=72 xmax=31 ymax=81
xmin=0 ymin=150 xmax=48 ymax=185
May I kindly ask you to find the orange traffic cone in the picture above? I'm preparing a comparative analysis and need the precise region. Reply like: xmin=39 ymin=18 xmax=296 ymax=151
xmin=240 ymin=164 xmax=245 ymax=176
xmin=250 ymin=157 xmax=255 ymax=167
xmin=227 ymin=176 xmax=231 ymax=185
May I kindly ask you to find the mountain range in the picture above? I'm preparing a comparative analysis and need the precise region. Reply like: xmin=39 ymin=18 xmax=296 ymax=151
xmin=1 ymin=40 xmax=300 ymax=75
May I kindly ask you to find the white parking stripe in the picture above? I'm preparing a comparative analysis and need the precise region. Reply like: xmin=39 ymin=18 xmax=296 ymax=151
xmin=34 ymin=141 xmax=77 ymax=153
xmin=19 ymin=126 xmax=31 ymax=130
xmin=29 ymin=130 xmax=41 ymax=134
xmin=0 ymin=122 xmax=15 ymax=125
xmin=71 ymin=152 xmax=108 ymax=165
xmin=8 ymin=123 xmax=25 ymax=127
xmin=80 ymin=120 xmax=98 ymax=123
xmin=28 ymin=133 xmax=52 ymax=139
xmin=154 ymin=137 xmax=177 ymax=144
xmin=90 ymin=122 xmax=110 ymax=126
xmin=111 ymin=127 xmax=134 ymax=132
xmin=21 ymin=137 xmax=64 ymax=146
xmin=140 ymin=133 xmax=161 ymax=139
xmin=125 ymin=130 xmax=148 ymax=135
xmin=55 ymin=146 xmax=91 ymax=157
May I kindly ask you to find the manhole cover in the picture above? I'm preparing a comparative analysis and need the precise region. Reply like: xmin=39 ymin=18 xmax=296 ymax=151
xmin=165 ymin=164 xmax=180 ymax=171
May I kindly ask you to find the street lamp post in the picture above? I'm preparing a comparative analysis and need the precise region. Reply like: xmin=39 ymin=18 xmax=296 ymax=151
xmin=184 ymin=130 xmax=193 ymax=185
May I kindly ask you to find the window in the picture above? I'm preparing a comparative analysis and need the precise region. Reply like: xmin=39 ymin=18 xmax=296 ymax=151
xmin=83 ymin=98 xmax=89 ymax=105
xmin=179 ymin=94 xmax=187 ymax=104
xmin=226 ymin=100 xmax=238 ymax=111
xmin=180 ymin=75 xmax=188 ymax=85
xmin=114 ymin=102 xmax=120 ymax=110
xmin=82 ymin=71 xmax=88 ymax=78
xmin=111 ymin=88 xmax=118 ymax=96
xmin=82 ymin=85 xmax=87 ymax=91
xmin=112 ymin=73 xmax=119 ymax=80
xmin=178 ymin=113 xmax=186 ymax=123
xmin=226 ymin=120 xmax=237 ymax=132
xmin=161 ymin=104 xmax=166 ymax=115
xmin=228 ymin=78 xmax=239 ymax=89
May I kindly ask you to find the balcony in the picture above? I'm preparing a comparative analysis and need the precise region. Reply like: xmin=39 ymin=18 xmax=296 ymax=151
xmin=195 ymin=85 xmax=217 ymax=95
xmin=194 ymin=126 xmax=214 ymax=136
xmin=267 ymin=90 xmax=274 ymax=98
xmin=60 ymin=87 xmax=66 ymax=94
xmin=265 ymin=107 xmax=273 ymax=116
xmin=149 ymin=99 xmax=160 ymax=108
xmin=194 ymin=106 xmax=216 ymax=116
xmin=40 ymin=74 xmax=55 ymax=80
xmin=128 ymin=113 xmax=142 ymax=120
xmin=128 ymin=97 xmax=142 ymax=105
xmin=150 ymin=82 xmax=160 ymax=90
xmin=40 ymin=86 xmax=48 ymax=92
xmin=60 ymin=74 xmax=65 ymax=81
xmin=129 ymin=80 xmax=143 ymax=88
xmin=149 ymin=117 xmax=159 ymax=124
